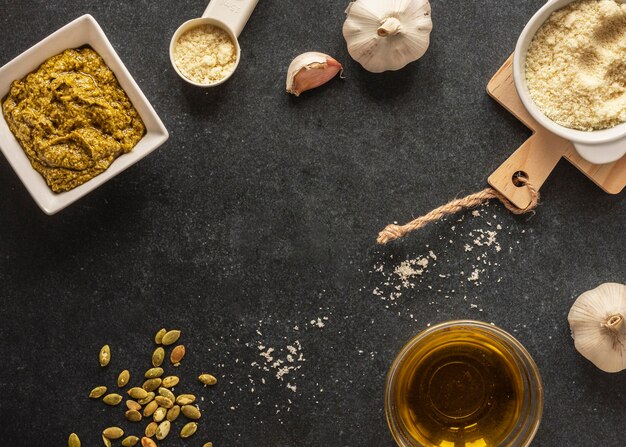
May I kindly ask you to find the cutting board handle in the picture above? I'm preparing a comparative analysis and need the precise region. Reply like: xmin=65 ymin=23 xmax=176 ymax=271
xmin=488 ymin=133 xmax=567 ymax=209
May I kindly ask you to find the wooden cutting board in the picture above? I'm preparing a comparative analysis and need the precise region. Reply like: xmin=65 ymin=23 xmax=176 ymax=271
xmin=487 ymin=55 xmax=626 ymax=210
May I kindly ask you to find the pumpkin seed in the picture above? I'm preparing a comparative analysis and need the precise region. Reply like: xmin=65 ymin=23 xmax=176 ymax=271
xmin=138 ymin=392 xmax=155 ymax=405
xmin=202 ymin=443 xmax=213 ymax=447
xmin=181 ymin=404 xmax=201 ymax=420
xmin=158 ymin=387 xmax=175 ymax=402
xmin=170 ymin=345 xmax=185 ymax=364
xmin=103 ymin=427 xmax=124 ymax=440
xmin=68 ymin=433 xmax=81 ymax=447
xmin=89 ymin=386 xmax=107 ymax=399
xmin=180 ymin=422 xmax=197 ymax=438
xmin=143 ymin=400 xmax=159 ymax=417
xmin=152 ymin=347 xmax=165 ymax=367
xmin=143 ymin=378 xmax=162 ymax=392
xmin=156 ymin=420 xmax=171 ymax=440
xmin=118 ymin=370 xmax=130 ymax=388
xmin=102 ymin=435 xmax=112 ymax=447
xmin=99 ymin=345 xmax=110 ymax=367
xmin=166 ymin=405 xmax=180 ymax=422
xmin=145 ymin=422 xmax=158 ymax=438
xmin=154 ymin=328 xmax=167 ymax=344
xmin=155 ymin=396 xmax=173 ymax=409
xmin=128 ymin=387 xmax=149 ymax=400
xmin=145 ymin=367 xmax=164 ymax=379
xmin=125 ymin=409 xmax=142 ymax=422
xmin=175 ymin=394 xmax=196 ymax=405
xmin=153 ymin=407 xmax=167 ymax=422
xmin=198 ymin=374 xmax=217 ymax=386
xmin=141 ymin=437 xmax=156 ymax=447
xmin=121 ymin=436 xmax=139 ymax=447
xmin=103 ymin=393 xmax=123 ymax=406
xmin=161 ymin=330 xmax=181 ymax=346
xmin=126 ymin=400 xmax=142 ymax=411
xmin=161 ymin=376 xmax=179 ymax=388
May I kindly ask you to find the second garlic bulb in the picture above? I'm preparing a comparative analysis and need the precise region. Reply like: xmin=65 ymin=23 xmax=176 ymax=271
xmin=568 ymin=283 xmax=626 ymax=373
xmin=343 ymin=0 xmax=433 ymax=73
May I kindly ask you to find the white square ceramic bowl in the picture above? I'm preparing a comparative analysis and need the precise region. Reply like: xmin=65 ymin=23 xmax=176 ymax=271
xmin=0 ymin=14 xmax=169 ymax=215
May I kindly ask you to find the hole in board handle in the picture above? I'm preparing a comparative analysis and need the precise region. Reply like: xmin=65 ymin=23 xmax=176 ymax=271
xmin=512 ymin=171 xmax=529 ymax=188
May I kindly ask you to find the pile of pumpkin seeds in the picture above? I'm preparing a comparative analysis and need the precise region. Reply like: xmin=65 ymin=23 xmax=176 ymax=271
xmin=68 ymin=329 xmax=217 ymax=447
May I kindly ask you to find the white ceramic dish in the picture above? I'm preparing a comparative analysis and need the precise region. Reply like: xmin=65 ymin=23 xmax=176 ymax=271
xmin=0 ymin=14 xmax=169 ymax=215
xmin=514 ymin=0 xmax=626 ymax=165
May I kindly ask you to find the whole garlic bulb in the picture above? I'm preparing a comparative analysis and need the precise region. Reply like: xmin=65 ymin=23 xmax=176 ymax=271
xmin=342 ymin=0 xmax=433 ymax=73
xmin=568 ymin=283 xmax=626 ymax=373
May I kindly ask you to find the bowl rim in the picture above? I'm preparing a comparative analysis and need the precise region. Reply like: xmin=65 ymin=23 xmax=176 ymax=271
xmin=384 ymin=320 xmax=544 ymax=447
xmin=0 ymin=14 xmax=169 ymax=215
xmin=513 ymin=0 xmax=626 ymax=163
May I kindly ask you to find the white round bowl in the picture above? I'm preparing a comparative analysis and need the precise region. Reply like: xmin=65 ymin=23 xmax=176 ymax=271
xmin=514 ymin=0 xmax=626 ymax=165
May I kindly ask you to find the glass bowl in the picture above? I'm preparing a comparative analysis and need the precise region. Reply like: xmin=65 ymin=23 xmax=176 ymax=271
xmin=385 ymin=321 xmax=543 ymax=447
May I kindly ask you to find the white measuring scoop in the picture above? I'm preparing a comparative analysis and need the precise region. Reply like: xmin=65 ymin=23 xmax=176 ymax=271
xmin=170 ymin=0 xmax=259 ymax=87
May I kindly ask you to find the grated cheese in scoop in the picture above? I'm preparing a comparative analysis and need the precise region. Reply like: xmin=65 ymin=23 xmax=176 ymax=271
xmin=174 ymin=24 xmax=237 ymax=85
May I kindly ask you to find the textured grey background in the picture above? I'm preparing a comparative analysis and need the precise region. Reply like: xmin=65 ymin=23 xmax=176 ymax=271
xmin=0 ymin=1 xmax=624 ymax=446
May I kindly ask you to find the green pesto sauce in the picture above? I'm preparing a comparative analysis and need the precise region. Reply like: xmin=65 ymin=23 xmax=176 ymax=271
xmin=2 ymin=47 xmax=146 ymax=193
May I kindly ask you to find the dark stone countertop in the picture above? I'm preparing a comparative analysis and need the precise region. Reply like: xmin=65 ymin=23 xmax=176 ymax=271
xmin=0 ymin=1 xmax=624 ymax=446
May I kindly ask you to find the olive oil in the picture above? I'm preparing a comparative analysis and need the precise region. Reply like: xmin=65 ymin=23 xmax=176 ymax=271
xmin=390 ymin=327 xmax=524 ymax=447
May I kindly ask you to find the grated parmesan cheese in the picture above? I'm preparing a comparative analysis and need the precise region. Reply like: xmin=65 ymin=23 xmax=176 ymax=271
xmin=174 ymin=25 xmax=237 ymax=85
xmin=525 ymin=0 xmax=626 ymax=131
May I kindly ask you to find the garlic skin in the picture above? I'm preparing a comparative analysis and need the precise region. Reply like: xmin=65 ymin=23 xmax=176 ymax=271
xmin=343 ymin=0 xmax=433 ymax=73
xmin=568 ymin=283 xmax=626 ymax=373
xmin=286 ymin=52 xmax=343 ymax=96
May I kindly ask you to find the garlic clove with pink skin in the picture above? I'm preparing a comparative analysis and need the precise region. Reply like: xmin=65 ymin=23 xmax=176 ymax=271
xmin=286 ymin=52 xmax=344 ymax=96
